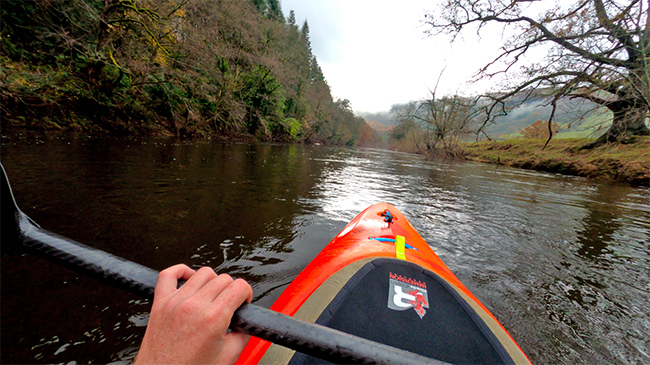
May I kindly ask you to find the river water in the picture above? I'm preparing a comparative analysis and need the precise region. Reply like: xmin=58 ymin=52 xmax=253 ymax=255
xmin=1 ymin=130 xmax=648 ymax=364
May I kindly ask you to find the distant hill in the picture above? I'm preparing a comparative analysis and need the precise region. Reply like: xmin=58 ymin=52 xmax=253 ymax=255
xmin=357 ymin=111 xmax=395 ymax=143
xmin=555 ymin=110 xmax=613 ymax=139
xmin=358 ymin=93 xmax=615 ymax=141
xmin=366 ymin=120 xmax=393 ymax=133
xmin=500 ymin=120 xmax=563 ymax=139
xmin=500 ymin=110 xmax=613 ymax=140
xmin=486 ymin=96 xmax=612 ymax=139
xmin=357 ymin=111 xmax=395 ymax=126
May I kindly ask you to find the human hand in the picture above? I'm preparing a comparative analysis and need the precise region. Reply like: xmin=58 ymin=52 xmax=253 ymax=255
xmin=134 ymin=264 xmax=253 ymax=365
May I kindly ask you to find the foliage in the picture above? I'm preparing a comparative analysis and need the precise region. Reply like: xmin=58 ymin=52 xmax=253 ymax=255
xmin=426 ymin=0 xmax=650 ymax=146
xmin=0 ymin=0 xmax=380 ymax=146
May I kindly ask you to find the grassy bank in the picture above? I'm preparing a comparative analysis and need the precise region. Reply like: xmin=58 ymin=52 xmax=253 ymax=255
xmin=464 ymin=137 xmax=650 ymax=186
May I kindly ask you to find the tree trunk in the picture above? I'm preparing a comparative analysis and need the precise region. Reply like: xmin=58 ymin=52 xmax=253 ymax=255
xmin=582 ymin=103 xmax=650 ymax=149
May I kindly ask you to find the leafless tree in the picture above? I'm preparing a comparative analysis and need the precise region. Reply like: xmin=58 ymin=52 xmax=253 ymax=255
xmin=426 ymin=0 xmax=650 ymax=147
xmin=391 ymin=88 xmax=481 ymax=156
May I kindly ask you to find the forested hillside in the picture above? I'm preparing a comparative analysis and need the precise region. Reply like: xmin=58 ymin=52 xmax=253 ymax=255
xmin=0 ymin=0 xmax=380 ymax=146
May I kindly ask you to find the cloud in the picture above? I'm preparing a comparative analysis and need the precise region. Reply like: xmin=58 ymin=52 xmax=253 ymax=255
xmin=281 ymin=0 xmax=345 ymax=63
xmin=281 ymin=0 xmax=505 ymax=113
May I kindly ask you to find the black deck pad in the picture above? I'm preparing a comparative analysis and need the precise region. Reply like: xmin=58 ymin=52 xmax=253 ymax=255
xmin=288 ymin=258 xmax=512 ymax=364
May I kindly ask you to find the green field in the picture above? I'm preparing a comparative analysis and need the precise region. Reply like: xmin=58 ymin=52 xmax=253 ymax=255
xmin=554 ymin=111 xmax=613 ymax=139
xmin=499 ymin=108 xmax=613 ymax=140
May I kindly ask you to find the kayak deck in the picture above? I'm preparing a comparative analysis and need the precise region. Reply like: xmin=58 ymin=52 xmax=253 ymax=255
xmin=238 ymin=203 xmax=529 ymax=364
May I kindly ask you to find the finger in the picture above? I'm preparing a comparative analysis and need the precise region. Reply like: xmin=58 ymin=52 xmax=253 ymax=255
xmin=195 ymin=273 xmax=235 ymax=303
xmin=237 ymin=278 xmax=253 ymax=303
xmin=154 ymin=264 xmax=195 ymax=299
xmin=209 ymin=278 xmax=253 ymax=326
xmin=176 ymin=266 xmax=218 ymax=296
xmin=212 ymin=278 xmax=253 ymax=305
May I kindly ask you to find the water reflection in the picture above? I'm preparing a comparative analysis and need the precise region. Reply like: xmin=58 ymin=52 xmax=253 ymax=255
xmin=575 ymin=185 xmax=620 ymax=265
xmin=1 ymin=130 xmax=649 ymax=365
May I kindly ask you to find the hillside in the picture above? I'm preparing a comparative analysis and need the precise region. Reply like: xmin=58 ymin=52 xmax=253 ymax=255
xmin=359 ymin=94 xmax=612 ymax=141
xmin=365 ymin=120 xmax=393 ymax=133
xmin=357 ymin=111 xmax=396 ymax=126
xmin=486 ymin=95 xmax=612 ymax=139
xmin=0 ymin=0 xmax=380 ymax=146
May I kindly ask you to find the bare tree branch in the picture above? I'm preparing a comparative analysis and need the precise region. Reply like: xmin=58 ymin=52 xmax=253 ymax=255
xmin=426 ymin=0 xmax=650 ymax=144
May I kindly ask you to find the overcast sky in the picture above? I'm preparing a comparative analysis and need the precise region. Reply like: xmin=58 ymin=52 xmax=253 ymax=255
xmin=280 ymin=0 xmax=505 ymax=114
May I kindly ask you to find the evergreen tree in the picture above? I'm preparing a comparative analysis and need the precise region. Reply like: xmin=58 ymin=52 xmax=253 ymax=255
xmin=287 ymin=10 xmax=296 ymax=27
xmin=267 ymin=0 xmax=284 ymax=22
xmin=300 ymin=20 xmax=312 ymax=54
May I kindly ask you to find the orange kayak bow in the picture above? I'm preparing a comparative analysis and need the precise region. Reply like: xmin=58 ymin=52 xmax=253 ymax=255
xmin=239 ymin=203 xmax=530 ymax=364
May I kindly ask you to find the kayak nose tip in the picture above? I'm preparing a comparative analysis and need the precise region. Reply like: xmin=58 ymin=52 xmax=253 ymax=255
xmin=380 ymin=209 xmax=394 ymax=223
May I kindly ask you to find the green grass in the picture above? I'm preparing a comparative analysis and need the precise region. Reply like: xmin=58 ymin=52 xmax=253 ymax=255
xmin=555 ymin=112 xmax=612 ymax=139
xmin=498 ymin=109 xmax=613 ymax=140
xmin=464 ymin=137 xmax=650 ymax=185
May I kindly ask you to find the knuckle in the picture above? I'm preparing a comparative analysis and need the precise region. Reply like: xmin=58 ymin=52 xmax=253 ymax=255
xmin=157 ymin=268 xmax=173 ymax=279
xmin=177 ymin=298 xmax=200 ymax=315
xmin=197 ymin=266 xmax=217 ymax=277
xmin=207 ymin=305 xmax=229 ymax=328
xmin=159 ymin=264 xmax=189 ymax=277
xmin=233 ymin=278 xmax=253 ymax=296
xmin=217 ymin=273 xmax=234 ymax=283
xmin=233 ymin=277 xmax=249 ymax=288
xmin=211 ymin=304 xmax=226 ymax=318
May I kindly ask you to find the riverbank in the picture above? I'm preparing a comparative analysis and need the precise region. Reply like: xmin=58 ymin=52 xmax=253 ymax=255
xmin=0 ymin=1 xmax=381 ymax=147
xmin=463 ymin=137 xmax=650 ymax=186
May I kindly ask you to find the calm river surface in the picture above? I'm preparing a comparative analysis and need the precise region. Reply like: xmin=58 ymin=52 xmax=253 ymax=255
xmin=1 ymin=130 xmax=649 ymax=364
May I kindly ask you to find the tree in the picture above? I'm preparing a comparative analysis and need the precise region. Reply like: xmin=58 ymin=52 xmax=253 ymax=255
xmin=0 ymin=0 xmax=188 ymax=131
xmin=287 ymin=10 xmax=297 ymax=27
xmin=301 ymin=20 xmax=312 ymax=54
xmin=1 ymin=0 xmax=381 ymax=145
xmin=390 ymin=101 xmax=427 ymax=151
xmin=426 ymin=0 xmax=650 ymax=147
xmin=251 ymin=0 xmax=284 ymax=21
xmin=390 ymin=90 xmax=481 ymax=156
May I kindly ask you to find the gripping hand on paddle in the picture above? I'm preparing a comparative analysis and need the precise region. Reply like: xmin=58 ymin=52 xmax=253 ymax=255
xmin=135 ymin=264 xmax=253 ymax=365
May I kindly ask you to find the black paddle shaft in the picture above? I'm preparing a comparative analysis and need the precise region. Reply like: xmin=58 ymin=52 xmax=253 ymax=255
xmin=1 ymin=164 xmax=449 ymax=365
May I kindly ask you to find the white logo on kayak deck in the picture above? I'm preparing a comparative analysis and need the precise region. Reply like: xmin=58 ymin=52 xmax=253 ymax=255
xmin=387 ymin=272 xmax=429 ymax=319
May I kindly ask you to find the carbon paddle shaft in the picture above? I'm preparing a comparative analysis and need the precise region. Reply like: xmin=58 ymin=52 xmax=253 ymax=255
xmin=1 ymin=164 xmax=447 ymax=365
xmin=232 ymin=304 xmax=448 ymax=365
